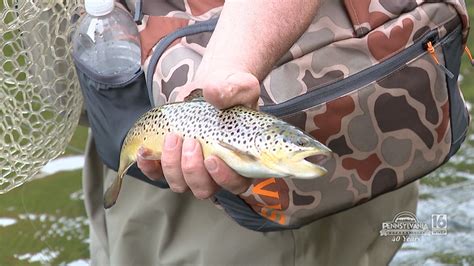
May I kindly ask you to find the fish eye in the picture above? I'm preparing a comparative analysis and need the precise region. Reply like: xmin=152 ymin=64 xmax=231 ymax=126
xmin=296 ymin=137 xmax=309 ymax=146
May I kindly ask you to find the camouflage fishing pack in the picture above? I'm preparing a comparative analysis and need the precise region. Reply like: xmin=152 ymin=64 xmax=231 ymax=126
xmin=76 ymin=0 xmax=471 ymax=231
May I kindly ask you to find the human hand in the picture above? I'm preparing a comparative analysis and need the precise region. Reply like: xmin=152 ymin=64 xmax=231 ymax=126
xmin=175 ymin=69 xmax=260 ymax=110
xmin=137 ymin=70 xmax=260 ymax=199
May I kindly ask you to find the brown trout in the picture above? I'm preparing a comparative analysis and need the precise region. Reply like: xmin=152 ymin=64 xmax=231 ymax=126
xmin=104 ymin=98 xmax=332 ymax=209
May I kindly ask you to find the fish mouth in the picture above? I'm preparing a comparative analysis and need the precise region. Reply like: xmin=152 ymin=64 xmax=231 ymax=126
xmin=304 ymin=152 xmax=331 ymax=166
xmin=292 ymin=148 xmax=332 ymax=165
xmin=282 ymin=148 xmax=333 ymax=179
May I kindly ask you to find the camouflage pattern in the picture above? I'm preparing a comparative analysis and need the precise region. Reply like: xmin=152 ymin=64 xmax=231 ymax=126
xmin=134 ymin=0 xmax=469 ymax=227
xmin=344 ymin=0 xmax=470 ymax=42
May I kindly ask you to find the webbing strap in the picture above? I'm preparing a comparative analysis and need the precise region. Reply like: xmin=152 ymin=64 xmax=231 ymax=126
xmin=145 ymin=18 xmax=219 ymax=107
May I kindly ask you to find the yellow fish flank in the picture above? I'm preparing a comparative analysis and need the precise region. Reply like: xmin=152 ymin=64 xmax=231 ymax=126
xmin=104 ymin=99 xmax=332 ymax=209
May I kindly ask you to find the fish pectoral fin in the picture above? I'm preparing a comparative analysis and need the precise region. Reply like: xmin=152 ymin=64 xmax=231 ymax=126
xmin=138 ymin=146 xmax=162 ymax=161
xmin=257 ymin=153 xmax=287 ymax=176
xmin=217 ymin=140 xmax=257 ymax=161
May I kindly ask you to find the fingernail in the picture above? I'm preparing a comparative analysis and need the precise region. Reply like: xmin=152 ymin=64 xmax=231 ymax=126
xmin=137 ymin=147 xmax=145 ymax=158
xmin=164 ymin=134 xmax=178 ymax=150
xmin=204 ymin=158 xmax=217 ymax=173
xmin=183 ymin=138 xmax=197 ymax=155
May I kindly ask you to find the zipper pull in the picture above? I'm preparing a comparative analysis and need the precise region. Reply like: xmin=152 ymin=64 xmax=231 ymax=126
xmin=426 ymin=41 xmax=455 ymax=79
xmin=465 ymin=46 xmax=474 ymax=67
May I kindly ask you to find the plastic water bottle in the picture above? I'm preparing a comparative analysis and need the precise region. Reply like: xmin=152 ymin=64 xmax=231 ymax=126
xmin=72 ymin=0 xmax=141 ymax=79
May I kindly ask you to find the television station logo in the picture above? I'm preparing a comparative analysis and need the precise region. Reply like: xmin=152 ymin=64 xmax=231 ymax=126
xmin=379 ymin=211 xmax=448 ymax=242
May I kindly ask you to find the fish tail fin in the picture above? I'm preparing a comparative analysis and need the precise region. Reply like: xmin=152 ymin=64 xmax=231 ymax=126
xmin=103 ymin=156 xmax=135 ymax=209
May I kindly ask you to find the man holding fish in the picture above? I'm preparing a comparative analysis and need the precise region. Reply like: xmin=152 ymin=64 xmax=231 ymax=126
xmin=81 ymin=0 xmax=418 ymax=265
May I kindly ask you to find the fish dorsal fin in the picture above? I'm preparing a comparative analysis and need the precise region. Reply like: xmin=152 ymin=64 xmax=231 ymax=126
xmin=184 ymin=89 xmax=205 ymax=102
xmin=217 ymin=140 xmax=257 ymax=161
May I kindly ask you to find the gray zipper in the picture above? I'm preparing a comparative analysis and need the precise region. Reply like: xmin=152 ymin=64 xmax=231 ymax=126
xmin=261 ymin=29 xmax=446 ymax=116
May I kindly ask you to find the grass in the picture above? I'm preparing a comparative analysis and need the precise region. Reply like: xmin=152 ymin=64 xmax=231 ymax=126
xmin=429 ymin=253 xmax=474 ymax=265
xmin=0 ymin=170 xmax=89 ymax=265
xmin=65 ymin=125 xmax=89 ymax=155
xmin=418 ymin=193 xmax=435 ymax=200
xmin=420 ymin=175 xmax=468 ymax=187
xmin=0 ymin=124 xmax=89 ymax=265
xmin=460 ymin=5 xmax=474 ymax=103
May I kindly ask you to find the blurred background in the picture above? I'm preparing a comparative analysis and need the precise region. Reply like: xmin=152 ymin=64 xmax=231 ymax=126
xmin=0 ymin=3 xmax=473 ymax=266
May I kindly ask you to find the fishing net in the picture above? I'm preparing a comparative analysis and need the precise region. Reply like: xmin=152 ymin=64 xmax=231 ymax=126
xmin=0 ymin=0 xmax=84 ymax=193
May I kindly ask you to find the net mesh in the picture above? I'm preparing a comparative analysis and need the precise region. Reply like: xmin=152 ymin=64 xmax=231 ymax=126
xmin=0 ymin=0 xmax=84 ymax=193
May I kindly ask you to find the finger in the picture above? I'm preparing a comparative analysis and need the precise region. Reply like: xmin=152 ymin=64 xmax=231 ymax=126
xmin=203 ymin=72 xmax=260 ymax=110
xmin=137 ymin=147 xmax=163 ymax=181
xmin=161 ymin=133 xmax=188 ymax=193
xmin=181 ymin=138 xmax=219 ymax=199
xmin=204 ymin=156 xmax=251 ymax=195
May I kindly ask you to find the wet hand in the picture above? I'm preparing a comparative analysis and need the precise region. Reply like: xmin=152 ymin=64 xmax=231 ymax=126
xmin=137 ymin=134 xmax=251 ymax=199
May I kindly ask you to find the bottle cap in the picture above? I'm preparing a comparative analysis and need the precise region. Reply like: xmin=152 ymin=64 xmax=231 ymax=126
xmin=84 ymin=0 xmax=114 ymax=16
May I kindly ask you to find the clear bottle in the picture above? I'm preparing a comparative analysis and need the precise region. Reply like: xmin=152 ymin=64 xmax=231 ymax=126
xmin=72 ymin=0 xmax=141 ymax=80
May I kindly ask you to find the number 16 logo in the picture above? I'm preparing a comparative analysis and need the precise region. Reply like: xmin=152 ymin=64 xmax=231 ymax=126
xmin=431 ymin=214 xmax=448 ymax=235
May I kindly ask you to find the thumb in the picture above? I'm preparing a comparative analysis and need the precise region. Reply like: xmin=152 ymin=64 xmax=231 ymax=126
xmin=203 ymin=72 xmax=260 ymax=110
